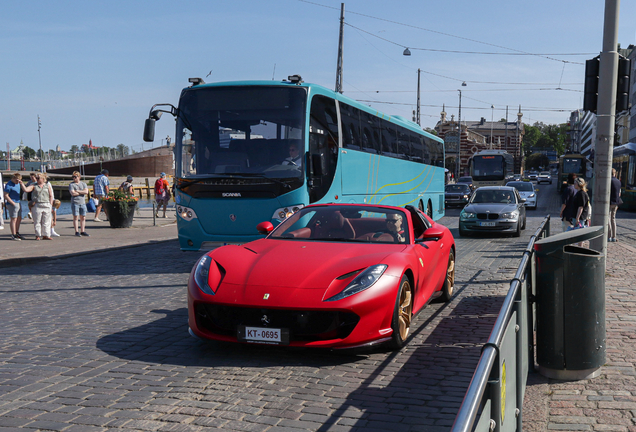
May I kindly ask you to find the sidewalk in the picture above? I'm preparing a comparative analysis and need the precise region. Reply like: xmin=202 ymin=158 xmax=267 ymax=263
xmin=523 ymin=237 xmax=636 ymax=431
xmin=0 ymin=206 xmax=178 ymax=268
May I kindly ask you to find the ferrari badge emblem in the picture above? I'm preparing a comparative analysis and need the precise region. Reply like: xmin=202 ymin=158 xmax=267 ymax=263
xmin=261 ymin=315 xmax=270 ymax=325
xmin=263 ymin=294 xmax=270 ymax=300
xmin=229 ymin=214 xmax=237 ymax=222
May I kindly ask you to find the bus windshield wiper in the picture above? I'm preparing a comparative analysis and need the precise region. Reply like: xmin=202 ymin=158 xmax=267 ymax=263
xmin=176 ymin=175 xmax=225 ymax=189
xmin=228 ymin=174 xmax=293 ymax=189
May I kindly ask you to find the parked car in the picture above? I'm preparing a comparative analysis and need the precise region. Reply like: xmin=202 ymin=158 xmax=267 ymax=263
xmin=188 ymin=203 xmax=456 ymax=350
xmin=456 ymin=176 xmax=474 ymax=190
xmin=506 ymin=181 xmax=537 ymax=209
xmin=458 ymin=186 xmax=527 ymax=237
xmin=537 ymin=171 xmax=552 ymax=184
xmin=445 ymin=184 xmax=472 ymax=208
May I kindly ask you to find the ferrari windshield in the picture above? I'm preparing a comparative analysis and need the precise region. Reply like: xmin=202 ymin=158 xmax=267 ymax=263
xmin=176 ymin=86 xmax=307 ymax=179
xmin=270 ymin=205 xmax=410 ymax=244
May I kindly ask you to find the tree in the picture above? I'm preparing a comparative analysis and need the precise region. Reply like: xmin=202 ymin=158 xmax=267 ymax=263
xmin=116 ymin=143 xmax=129 ymax=157
xmin=70 ymin=145 xmax=79 ymax=155
xmin=423 ymin=127 xmax=438 ymax=136
xmin=526 ymin=153 xmax=550 ymax=170
xmin=23 ymin=146 xmax=36 ymax=160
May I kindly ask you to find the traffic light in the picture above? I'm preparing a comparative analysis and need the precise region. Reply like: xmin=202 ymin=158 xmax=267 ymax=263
xmin=616 ymin=56 xmax=631 ymax=112
xmin=583 ymin=57 xmax=600 ymax=113
xmin=583 ymin=55 xmax=632 ymax=113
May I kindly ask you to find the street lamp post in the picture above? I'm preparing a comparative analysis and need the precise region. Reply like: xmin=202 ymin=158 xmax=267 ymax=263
xmin=37 ymin=115 xmax=43 ymax=172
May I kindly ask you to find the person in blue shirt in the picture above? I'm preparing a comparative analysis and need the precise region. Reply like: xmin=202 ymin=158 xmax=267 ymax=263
xmin=92 ymin=169 xmax=110 ymax=222
xmin=3 ymin=173 xmax=24 ymax=241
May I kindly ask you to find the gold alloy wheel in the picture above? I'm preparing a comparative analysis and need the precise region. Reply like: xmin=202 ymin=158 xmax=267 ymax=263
xmin=398 ymin=280 xmax=413 ymax=340
xmin=446 ymin=252 xmax=455 ymax=298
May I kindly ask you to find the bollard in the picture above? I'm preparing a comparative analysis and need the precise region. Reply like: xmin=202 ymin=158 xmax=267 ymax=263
xmin=152 ymin=202 xmax=156 ymax=226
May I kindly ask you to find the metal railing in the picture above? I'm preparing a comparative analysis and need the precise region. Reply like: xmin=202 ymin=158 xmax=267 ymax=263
xmin=451 ymin=215 xmax=551 ymax=432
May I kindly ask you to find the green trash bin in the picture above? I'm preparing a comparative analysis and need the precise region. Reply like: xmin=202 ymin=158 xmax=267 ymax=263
xmin=534 ymin=226 xmax=605 ymax=380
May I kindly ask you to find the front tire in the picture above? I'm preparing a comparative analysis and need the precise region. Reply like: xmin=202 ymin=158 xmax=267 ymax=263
xmin=513 ymin=221 xmax=521 ymax=237
xmin=439 ymin=250 xmax=455 ymax=302
xmin=388 ymin=275 xmax=412 ymax=350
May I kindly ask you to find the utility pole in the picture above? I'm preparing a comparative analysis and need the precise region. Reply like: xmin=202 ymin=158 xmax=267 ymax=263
xmin=416 ymin=69 xmax=421 ymax=125
xmin=457 ymin=90 xmax=462 ymax=179
xmin=37 ymin=115 xmax=43 ymax=172
xmin=590 ymin=0 xmax=620 ymax=254
xmin=335 ymin=3 xmax=345 ymax=94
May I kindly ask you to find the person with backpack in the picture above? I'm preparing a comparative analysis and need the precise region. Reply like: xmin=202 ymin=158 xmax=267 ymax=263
xmin=154 ymin=172 xmax=171 ymax=218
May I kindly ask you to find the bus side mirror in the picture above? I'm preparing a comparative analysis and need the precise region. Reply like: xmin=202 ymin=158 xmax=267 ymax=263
xmin=143 ymin=118 xmax=156 ymax=142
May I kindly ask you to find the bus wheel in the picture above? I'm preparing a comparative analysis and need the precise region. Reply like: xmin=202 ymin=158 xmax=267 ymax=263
xmin=427 ymin=201 xmax=433 ymax=218
xmin=418 ymin=200 xmax=424 ymax=212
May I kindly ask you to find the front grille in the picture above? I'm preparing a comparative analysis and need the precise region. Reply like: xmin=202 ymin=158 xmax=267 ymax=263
xmin=477 ymin=213 xmax=499 ymax=220
xmin=195 ymin=304 xmax=360 ymax=342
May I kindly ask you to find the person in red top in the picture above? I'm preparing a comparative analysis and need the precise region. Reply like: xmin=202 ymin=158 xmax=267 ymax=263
xmin=154 ymin=172 xmax=171 ymax=218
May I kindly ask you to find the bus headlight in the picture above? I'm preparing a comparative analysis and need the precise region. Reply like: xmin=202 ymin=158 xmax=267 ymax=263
xmin=272 ymin=204 xmax=304 ymax=222
xmin=178 ymin=205 xmax=198 ymax=221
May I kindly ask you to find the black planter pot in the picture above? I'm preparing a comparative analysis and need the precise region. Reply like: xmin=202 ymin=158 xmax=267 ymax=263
xmin=103 ymin=201 xmax=136 ymax=228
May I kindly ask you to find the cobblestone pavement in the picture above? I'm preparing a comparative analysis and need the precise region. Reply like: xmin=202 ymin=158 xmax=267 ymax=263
xmin=522 ymin=192 xmax=636 ymax=432
xmin=0 ymin=183 xmax=632 ymax=431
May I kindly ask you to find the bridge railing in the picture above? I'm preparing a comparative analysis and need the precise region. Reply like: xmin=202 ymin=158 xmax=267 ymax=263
xmin=451 ymin=215 xmax=551 ymax=432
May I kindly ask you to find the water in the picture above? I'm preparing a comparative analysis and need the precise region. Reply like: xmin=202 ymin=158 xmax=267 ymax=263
xmin=1 ymin=161 xmax=42 ymax=172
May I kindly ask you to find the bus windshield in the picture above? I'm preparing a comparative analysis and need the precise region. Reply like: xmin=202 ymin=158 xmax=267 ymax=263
xmin=562 ymin=158 xmax=584 ymax=175
xmin=176 ymin=86 xmax=307 ymax=179
xmin=472 ymin=156 xmax=504 ymax=180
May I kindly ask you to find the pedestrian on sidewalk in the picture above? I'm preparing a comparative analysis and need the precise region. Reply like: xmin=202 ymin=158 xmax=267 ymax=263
xmin=154 ymin=172 xmax=171 ymax=218
xmin=119 ymin=175 xmax=134 ymax=195
xmin=608 ymin=168 xmax=622 ymax=242
xmin=559 ymin=173 xmax=578 ymax=232
xmin=3 ymin=173 xmax=24 ymax=241
xmin=20 ymin=173 xmax=54 ymax=240
xmin=0 ymin=172 xmax=5 ymax=231
xmin=24 ymin=172 xmax=37 ymax=219
xmin=51 ymin=199 xmax=61 ymax=237
xmin=69 ymin=171 xmax=90 ymax=237
xmin=93 ymin=169 xmax=110 ymax=222
xmin=573 ymin=177 xmax=591 ymax=228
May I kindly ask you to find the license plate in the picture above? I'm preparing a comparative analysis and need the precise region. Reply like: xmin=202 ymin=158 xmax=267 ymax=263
xmin=237 ymin=326 xmax=289 ymax=345
xmin=479 ymin=222 xmax=496 ymax=227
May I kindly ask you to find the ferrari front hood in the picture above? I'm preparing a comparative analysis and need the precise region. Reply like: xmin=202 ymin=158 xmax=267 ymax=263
xmin=210 ymin=239 xmax=407 ymax=289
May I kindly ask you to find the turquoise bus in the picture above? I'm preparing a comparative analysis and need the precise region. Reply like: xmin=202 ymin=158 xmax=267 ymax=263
xmin=557 ymin=153 xmax=590 ymax=193
xmin=143 ymin=76 xmax=446 ymax=250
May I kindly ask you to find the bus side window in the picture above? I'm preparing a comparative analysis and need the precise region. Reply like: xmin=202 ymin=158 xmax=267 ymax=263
xmin=411 ymin=134 xmax=425 ymax=164
xmin=308 ymin=95 xmax=339 ymax=203
xmin=397 ymin=130 xmax=410 ymax=160
xmin=381 ymin=119 xmax=397 ymax=156
xmin=340 ymin=103 xmax=361 ymax=150
xmin=360 ymin=111 xmax=380 ymax=155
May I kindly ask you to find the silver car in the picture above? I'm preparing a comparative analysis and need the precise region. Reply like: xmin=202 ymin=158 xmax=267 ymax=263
xmin=506 ymin=181 xmax=537 ymax=209
xmin=458 ymin=186 xmax=527 ymax=237
xmin=537 ymin=171 xmax=552 ymax=184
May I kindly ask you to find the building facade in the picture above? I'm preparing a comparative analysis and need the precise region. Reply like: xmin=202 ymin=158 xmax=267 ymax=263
xmin=434 ymin=109 xmax=525 ymax=176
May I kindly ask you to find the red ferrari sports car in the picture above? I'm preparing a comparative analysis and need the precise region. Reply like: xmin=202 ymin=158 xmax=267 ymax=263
xmin=188 ymin=203 xmax=455 ymax=350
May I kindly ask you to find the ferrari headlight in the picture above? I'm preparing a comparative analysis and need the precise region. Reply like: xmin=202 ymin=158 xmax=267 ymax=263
xmin=460 ymin=211 xmax=476 ymax=220
xmin=502 ymin=212 xmax=518 ymax=219
xmin=194 ymin=255 xmax=214 ymax=295
xmin=272 ymin=204 xmax=304 ymax=222
xmin=325 ymin=264 xmax=388 ymax=302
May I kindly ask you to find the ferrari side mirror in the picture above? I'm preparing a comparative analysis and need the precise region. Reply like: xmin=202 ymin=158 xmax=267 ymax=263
xmin=257 ymin=221 xmax=274 ymax=235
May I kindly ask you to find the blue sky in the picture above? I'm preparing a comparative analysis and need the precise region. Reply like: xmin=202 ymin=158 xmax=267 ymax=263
xmin=2 ymin=0 xmax=635 ymax=153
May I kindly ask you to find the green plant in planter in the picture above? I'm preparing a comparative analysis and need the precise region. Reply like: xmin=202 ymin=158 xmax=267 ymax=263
xmin=102 ymin=190 xmax=138 ymax=217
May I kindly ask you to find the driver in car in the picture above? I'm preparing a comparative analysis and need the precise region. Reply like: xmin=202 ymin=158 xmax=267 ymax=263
xmin=373 ymin=213 xmax=405 ymax=243
xmin=282 ymin=142 xmax=302 ymax=166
